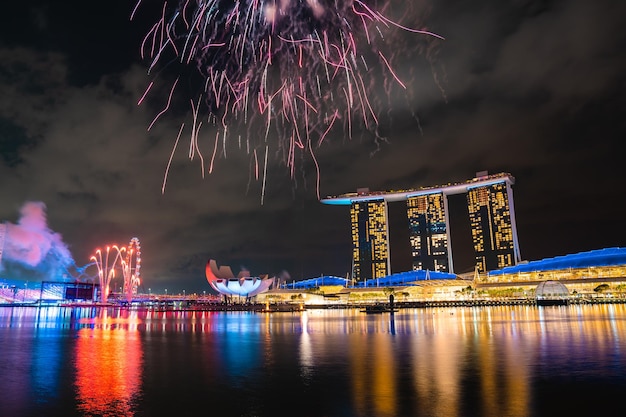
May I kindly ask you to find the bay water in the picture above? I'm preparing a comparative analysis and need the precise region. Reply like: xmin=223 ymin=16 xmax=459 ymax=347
xmin=1 ymin=304 xmax=625 ymax=417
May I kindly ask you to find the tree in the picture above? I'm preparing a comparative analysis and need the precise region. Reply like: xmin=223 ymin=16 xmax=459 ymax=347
xmin=594 ymin=284 xmax=610 ymax=293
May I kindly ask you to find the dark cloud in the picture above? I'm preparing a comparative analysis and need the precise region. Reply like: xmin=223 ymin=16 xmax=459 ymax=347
xmin=1 ymin=0 xmax=625 ymax=292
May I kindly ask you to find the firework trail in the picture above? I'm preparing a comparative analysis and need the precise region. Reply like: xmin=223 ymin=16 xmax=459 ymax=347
xmin=89 ymin=237 xmax=141 ymax=303
xmin=90 ymin=245 xmax=126 ymax=303
xmin=132 ymin=0 xmax=443 ymax=201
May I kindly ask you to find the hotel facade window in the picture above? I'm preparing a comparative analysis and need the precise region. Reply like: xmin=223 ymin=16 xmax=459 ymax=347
xmin=350 ymin=200 xmax=390 ymax=281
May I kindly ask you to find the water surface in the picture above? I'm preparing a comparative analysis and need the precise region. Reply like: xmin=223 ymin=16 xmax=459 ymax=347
xmin=1 ymin=304 xmax=625 ymax=417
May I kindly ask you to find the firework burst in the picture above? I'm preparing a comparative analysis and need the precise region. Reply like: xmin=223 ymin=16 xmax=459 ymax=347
xmin=132 ymin=0 xmax=443 ymax=201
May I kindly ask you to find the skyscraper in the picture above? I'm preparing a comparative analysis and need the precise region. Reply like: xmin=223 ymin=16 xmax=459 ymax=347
xmin=350 ymin=200 xmax=390 ymax=281
xmin=467 ymin=181 xmax=520 ymax=273
xmin=407 ymin=192 xmax=450 ymax=272
xmin=322 ymin=172 xmax=521 ymax=280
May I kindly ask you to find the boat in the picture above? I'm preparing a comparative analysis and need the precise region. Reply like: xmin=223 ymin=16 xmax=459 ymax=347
xmin=536 ymin=297 xmax=569 ymax=306
xmin=360 ymin=304 xmax=398 ymax=314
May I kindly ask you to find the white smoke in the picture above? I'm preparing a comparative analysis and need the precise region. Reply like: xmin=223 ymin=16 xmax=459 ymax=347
xmin=0 ymin=202 xmax=74 ymax=274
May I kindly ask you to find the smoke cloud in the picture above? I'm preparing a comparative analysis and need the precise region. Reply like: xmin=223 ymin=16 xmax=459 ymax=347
xmin=0 ymin=202 xmax=74 ymax=279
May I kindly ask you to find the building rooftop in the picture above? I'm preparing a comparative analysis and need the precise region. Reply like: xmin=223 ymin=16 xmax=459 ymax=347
xmin=282 ymin=270 xmax=458 ymax=289
xmin=488 ymin=247 xmax=626 ymax=275
xmin=321 ymin=172 xmax=515 ymax=205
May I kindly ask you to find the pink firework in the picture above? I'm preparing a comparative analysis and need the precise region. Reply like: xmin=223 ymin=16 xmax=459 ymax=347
xmin=132 ymin=0 xmax=443 ymax=201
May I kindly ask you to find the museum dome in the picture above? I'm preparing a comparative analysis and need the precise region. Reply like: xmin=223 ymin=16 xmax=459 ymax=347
xmin=205 ymin=259 xmax=274 ymax=297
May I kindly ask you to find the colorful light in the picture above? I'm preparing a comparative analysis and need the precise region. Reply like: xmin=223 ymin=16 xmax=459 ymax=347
xmin=90 ymin=245 xmax=125 ymax=303
xmin=90 ymin=237 xmax=142 ymax=303
xmin=132 ymin=0 xmax=443 ymax=201
xmin=205 ymin=259 xmax=274 ymax=297
xmin=123 ymin=237 xmax=142 ymax=303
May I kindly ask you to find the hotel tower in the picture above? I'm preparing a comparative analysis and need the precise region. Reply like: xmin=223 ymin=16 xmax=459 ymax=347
xmin=321 ymin=172 xmax=521 ymax=281
xmin=350 ymin=200 xmax=390 ymax=281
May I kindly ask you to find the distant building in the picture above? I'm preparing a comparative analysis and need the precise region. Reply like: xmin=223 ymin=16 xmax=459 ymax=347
xmin=205 ymin=259 xmax=274 ymax=298
xmin=350 ymin=200 xmax=390 ymax=281
xmin=467 ymin=181 xmax=520 ymax=272
xmin=407 ymin=192 xmax=450 ymax=273
xmin=322 ymin=172 xmax=522 ymax=281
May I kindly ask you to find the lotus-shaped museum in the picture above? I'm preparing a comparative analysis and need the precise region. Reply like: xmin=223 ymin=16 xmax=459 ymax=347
xmin=205 ymin=259 xmax=275 ymax=297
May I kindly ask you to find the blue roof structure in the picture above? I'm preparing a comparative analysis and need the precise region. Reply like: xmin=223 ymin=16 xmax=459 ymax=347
xmin=283 ymin=276 xmax=350 ymax=289
xmin=283 ymin=270 xmax=457 ymax=289
xmin=280 ymin=248 xmax=626 ymax=290
xmin=358 ymin=270 xmax=457 ymax=287
xmin=489 ymin=247 xmax=626 ymax=275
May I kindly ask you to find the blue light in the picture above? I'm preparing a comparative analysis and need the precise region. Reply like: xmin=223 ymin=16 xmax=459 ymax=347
xmin=489 ymin=247 xmax=626 ymax=275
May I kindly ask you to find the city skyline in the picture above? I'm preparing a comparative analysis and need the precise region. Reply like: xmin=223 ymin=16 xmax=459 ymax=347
xmin=1 ymin=1 xmax=625 ymax=293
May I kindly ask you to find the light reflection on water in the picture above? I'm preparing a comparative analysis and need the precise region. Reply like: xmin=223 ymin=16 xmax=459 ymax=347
xmin=74 ymin=309 xmax=143 ymax=416
xmin=0 ymin=304 xmax=625 ymax=417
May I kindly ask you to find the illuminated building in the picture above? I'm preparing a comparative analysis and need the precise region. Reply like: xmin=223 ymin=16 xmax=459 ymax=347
xmin=407 ymin=192 xmax=450 ymax=272
xmin=467 ymin=181 xmax=520 ymax=272
xmin=205 ymin=259 xmax=274 ymax=298
xmin=350 ymin=199 xmax=390 ymax=281
xmin=321 ymin=172 xmax=521 ymax=276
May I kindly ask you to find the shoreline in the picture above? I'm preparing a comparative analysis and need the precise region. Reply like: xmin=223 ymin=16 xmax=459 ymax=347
xmin=2 ymin=297 xmax=625 ymax=311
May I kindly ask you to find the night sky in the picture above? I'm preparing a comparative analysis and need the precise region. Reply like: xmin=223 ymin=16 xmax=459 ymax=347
xmin=1 ymin=1 xmax=625 ymax=293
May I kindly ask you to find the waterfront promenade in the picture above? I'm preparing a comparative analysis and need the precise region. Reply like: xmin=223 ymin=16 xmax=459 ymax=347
xmin=3 ymin=296 xmax=624 ymax=312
